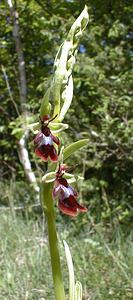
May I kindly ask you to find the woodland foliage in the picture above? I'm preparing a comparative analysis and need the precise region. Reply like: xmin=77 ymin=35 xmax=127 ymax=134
xmin=0 ymin=0 xmax=132 ymax=224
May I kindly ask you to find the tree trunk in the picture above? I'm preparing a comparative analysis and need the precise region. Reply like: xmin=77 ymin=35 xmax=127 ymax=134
xmin=6 ymin=0 xmax=39 ymax=195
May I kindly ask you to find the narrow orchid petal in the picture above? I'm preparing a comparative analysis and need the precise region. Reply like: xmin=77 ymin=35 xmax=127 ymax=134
xmin=51 ymin=133 xmax=60 ymax=145
xmin=34 ymin=132 xmax=43 ymax=145
xmin=52 ymin=184 xmax=61 ymax=198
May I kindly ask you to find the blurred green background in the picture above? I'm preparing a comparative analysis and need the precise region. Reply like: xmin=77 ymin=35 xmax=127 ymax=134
xmin=0 ymin=1 xmax=133 ymax=299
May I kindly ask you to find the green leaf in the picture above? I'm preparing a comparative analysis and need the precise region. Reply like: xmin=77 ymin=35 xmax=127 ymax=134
xmin=11 ymin=128 xmax=24 ymax=138
xmin=75 ymin=281 xmax=82 ymax=300
xmin=63 ymin=139 xmax=89 ymax=160
xmin=63 ymin=240 xmax=75 ymax=300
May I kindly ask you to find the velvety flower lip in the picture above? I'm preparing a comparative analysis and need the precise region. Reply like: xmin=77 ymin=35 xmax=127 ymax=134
xmin=34 ymin=115 xmax=60 ymax=162
xmin=53 ymin=166 xmax=87 ymax=217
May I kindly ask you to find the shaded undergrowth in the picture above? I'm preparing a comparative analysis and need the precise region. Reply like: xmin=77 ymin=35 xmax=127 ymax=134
xmin=0 ymin=212 xmax=133 ymax=300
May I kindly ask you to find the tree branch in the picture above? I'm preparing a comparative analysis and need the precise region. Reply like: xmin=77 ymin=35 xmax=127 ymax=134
xmin=1 ymin=64 xmax=20 ymax=116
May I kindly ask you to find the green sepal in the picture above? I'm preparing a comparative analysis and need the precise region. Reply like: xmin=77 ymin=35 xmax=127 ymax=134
xmin=49 ymin=122 xmax=68 ymax=133
xmin=65 ymin=173 xmax=84 ymax=184
xmin=42 ymin=171 xmax=56 ymax=183
xmin=63 ymin=139 xmax=89 ymax=160
xmin=28 ymin=122 xmax=40 ymax=133
xmin=28 ymin=121 xmax=68 ymax=134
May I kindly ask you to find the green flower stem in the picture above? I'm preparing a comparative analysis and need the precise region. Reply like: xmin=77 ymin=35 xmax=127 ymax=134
xmin=41 ymin=182 xmax=66 ymax=300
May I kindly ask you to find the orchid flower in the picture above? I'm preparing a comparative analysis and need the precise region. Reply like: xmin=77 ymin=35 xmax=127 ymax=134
xmin=34 ymin=115 xmax=60 ymax=162
xmin=53 ymin=164 xmax=87 ymax=217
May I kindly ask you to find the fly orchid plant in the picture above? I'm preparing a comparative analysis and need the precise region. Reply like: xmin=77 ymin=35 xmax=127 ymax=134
xmin=32 ymin=6 xmax=89 ymax=300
